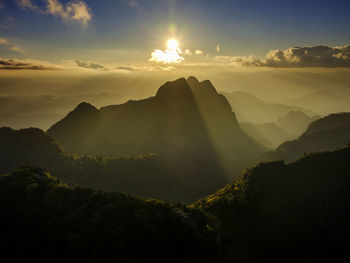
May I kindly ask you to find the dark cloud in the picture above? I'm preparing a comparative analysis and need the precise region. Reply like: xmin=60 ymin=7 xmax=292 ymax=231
xmin=75 ymin=60 xmax=104 ymax=69
xmin=0 ymin=58 xmax=57 ymax=70
xmin=217 ymin=45 xmax=350 ymax=68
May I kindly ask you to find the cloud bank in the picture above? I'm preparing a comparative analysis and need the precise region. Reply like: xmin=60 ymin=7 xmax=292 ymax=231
xmin=75 ymin=60 xmax=104 ymax=69
xmin=16 ymin=0 xmax=92 ymax=25
xmin=0 ymin=58 xmax=58 ymax=70
xmin=216 ymin=45 xmax=350 ymax=68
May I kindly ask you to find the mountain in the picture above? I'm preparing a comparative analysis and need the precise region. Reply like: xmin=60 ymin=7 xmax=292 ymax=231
xmin=195 ymin=146 xmax=350 ymax=262
xmin=0 ymin=127 xmax=189 ymax=202
xmin=276 ymin=110 xmax=320 ymax=136
xmin=286 ymin=90 xmax=350 ymax=115
xmin=0 ymin=166 xmax=219 ymax=262
xmin=48 ymin=77 xmax=264 ymax=197
xmin=266 ymin=112 xmax=350 ymax=162
xmin=240 ymin=122 xmax=295 ymax=149
xmin=304 ymin=112 xmax=350 ymax=136
xmin=222 ymin=90 xmax=316 ymax=123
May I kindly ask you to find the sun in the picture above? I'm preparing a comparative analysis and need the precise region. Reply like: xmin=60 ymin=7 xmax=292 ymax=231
xmin=148 ymin=38 xmax=184 ymax=64
xmin=167 ymin=39 xmax=179 ymax=50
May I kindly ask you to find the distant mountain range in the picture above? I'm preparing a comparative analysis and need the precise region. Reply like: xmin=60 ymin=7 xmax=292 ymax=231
xmin=240 ymin=122 xmax=294 ymax=149
xmin=240 ymin=110 xmax=319 ymax=149
xmin=285 ymin=90 xmax=350 ymax=115
xmin=265 ymin=112 xmax=350 ymax=162
xmin=221 ymin=90 xmax=317 ymax=123
xmin=276 ymin=110 xmax=320 ymax=136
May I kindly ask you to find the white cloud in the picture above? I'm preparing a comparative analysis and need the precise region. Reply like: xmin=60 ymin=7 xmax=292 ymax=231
xmin=184 ymin=49 xmax=192 ymax=55
xmin=216 ymin=45 xmax=350 ymax=68
xmin=46 ymin=0 xmax=92 ymax=25
xmin=149 ymin=49 xmax=184 ymax=64
xmin=195 ymin=50 xmax=203 ymax=55
xmin=16 ymin=0 xmax=92 ymax=25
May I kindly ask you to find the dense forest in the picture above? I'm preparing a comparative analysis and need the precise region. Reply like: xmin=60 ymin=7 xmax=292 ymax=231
xmin=0 ymin=127 xmax=190 ymax=202
xmin=195 ymin=146 xmax=350 ymax=262
xmin=1 ymin=146 xmax=350 ymax=262
xmin=0 ymin=166 xmax=219 ymax=262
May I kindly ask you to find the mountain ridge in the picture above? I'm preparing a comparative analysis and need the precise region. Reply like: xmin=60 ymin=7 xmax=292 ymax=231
xmin=47 ymin=76 xmax=264 ymax=198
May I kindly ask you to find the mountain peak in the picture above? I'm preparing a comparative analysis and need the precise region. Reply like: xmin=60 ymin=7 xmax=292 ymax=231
xmin=74 ymin=102 xmax=98 ymax=113
xmin=187 ymin=76 xmax=200 ymax=88
xmin=156 ymin=77 xmax=192 ymax=98
xmin=199 ymin=79 xmax=217 ymax=94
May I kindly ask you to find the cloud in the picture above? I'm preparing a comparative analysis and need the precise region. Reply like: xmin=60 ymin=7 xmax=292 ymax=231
xmin=47 ymin=0 xmax=92 ymax=25
xmin=0 ymin=58 xmax=59 ymax=70
xmin=216 ymin=44 xmax=220 ymax=52
xmin=75 ymin=59 xmax=104 ymax=69
xmin=149 ymin=49 xmax=184 ymax=64
xmin=9 ymin=45 xmax=26 ymax=54
xmin=195 ymin=50 xmax=203 ymax=55
xmin=121 ymin=0 xmax=139 ymax=8
xmin=16 ymin=0 xmax=92 ymax=25
xmin=16 ymin=0 xmax=38 ymax=10
xmin=0 ymin=38 xmax=8 ymax=44
xmin=116 ymin=66 xmax=137 ymax=71
xmin=217 ymin=45 xmax=350 ymax=68
xmin=184 ymin=49 xmax=192 ymax=55
xmin=0 ymin=37 xmax=26 ymax=54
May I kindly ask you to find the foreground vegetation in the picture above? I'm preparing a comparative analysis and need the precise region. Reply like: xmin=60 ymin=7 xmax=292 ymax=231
xmin=1 ymin=146 xmax=350 ymax=262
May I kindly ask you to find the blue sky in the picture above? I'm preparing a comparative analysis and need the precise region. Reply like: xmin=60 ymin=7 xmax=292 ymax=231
xmin=1 ymin=0 xmax=350 ymax=69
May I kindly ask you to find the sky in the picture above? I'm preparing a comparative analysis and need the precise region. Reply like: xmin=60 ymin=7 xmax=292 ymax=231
xmin=1 ymin=0 xmax=350 ymax=130
xmin=1 ymin=0 xmax=350 ymax=70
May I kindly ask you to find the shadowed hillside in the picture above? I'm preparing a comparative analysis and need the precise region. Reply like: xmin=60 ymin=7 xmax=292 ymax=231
xmin=195 ymin=146 xmax=350 ymax=262
xmin=0 ymin=166 xmax=219 ymax=262
xmin=0 ymin=127 xmax=189 ymax=202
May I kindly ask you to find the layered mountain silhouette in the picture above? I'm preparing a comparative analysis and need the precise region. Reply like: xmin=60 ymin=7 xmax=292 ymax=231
xmin=47 ymin=77 xmax=264 ymax=196
xmin=265 ymin=112 xmax=350 ymax=162
xmin=240 ymin=122 xmax=294 ymax=149
xmin=286 ymin=90 xmax=350 ymax=115
xmin=276 ymin=110 xmax=320 ymax=136
xmin=222 ymin=90 xmax=316 ymax=123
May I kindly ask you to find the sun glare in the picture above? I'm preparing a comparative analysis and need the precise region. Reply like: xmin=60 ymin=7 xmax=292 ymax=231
xmin=167 ymin=39 xmax=179 ymax=50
